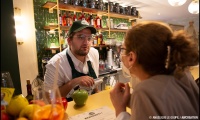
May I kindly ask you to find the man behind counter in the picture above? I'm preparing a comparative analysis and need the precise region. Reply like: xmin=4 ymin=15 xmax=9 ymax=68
xmin=44 ymin=20 xmax=99 ymax=101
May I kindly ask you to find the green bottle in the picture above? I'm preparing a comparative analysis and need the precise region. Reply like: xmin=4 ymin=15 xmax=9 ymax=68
xmin=25 ymin=80 xmax=33 ymax=103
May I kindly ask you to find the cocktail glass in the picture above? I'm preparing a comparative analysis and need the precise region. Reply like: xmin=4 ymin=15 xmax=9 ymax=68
xmin=32 ymin=85 xmax=66 ymax=120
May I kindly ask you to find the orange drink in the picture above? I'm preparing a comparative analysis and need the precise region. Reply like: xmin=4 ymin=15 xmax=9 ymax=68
xmin=33 ymin=104 xmax=65 ymax=120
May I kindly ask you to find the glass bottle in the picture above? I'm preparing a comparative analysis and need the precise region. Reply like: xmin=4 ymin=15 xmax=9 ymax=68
xmin=59 ymin=10 xmax=62 ymax=26
xmin=95 ymin=15 xmax=101 ymax=28
xmin=79 ymin=11 xmax=86 ymax=21
xmin=86 ymin=13 xmax=90 ymax=23
xmin=25 ymin=80 xmax=33 ymax=103
xmin=66 ymin=12 xmax=71 ymax=27
xmin=93 ymin=33 xmax=98 ymax=46
xmin=73 ymin=11 xmax=77 ymax=22
xmin=62 ymin=12 xmax=67 ymax=26
xmin=98 ymin=32 xmax=103 ymax=45
xmin=90 ymin=14 xmax=94 ymax=26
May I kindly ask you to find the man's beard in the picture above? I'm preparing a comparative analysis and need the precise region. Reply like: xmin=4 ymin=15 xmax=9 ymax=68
xmin=74 ymin=47 xmax=90 ymax=56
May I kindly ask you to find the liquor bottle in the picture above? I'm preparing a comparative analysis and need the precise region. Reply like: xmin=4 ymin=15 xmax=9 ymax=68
xmin=90 ymin=14 xmax=94 ymax=26
xmin=86 ymin=13 xmax=90 ymax=24
xmin=98 ymin=32 xmax=104 ymax=45
xmin=62 ymin=12 xmax=67 ymax=26
xmin=66 ymin=12 xmax=71 ymax=27
xmin=25 ymin=80 xmax=33 ymax=103
xmin=79 ymin=11 xmax=86 ymax=21
xmin=95 ymin=15 xmax=101 ymax=28
xmin=97 ymin=32 xmax=101 ymax=45
xmin=58 ymin=10 xmax=62 ymax=26
xmin=93 ymin=34 xmax=98 ymax=46
xmin=73 ymin=11 xmax=77 ymax=22
xmin=60 ymin=36 xmax=64 ymax=49
xmin=70 ymin=12 xmax=73 ymax=26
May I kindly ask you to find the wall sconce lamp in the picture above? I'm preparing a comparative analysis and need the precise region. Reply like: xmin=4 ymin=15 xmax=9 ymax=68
xmin=168 ymin=0 xmax=187 ymax=6
xmin=168 ymin=0 xmax=199 ymax=14
xmin=188 ymin=0 xmax=199 ymax=14
xmin=14 ymin=7 xmax=24 ymax=45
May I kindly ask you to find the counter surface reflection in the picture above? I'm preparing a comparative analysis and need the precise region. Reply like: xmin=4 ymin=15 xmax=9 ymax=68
xmin=66 ymin=89 xmax=131 ymax=117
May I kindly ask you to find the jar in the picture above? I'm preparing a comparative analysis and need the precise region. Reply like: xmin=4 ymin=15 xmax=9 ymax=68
xmin=124 ymin=7 xmax=128 ymax=15
xmin=127 ymin=6 xmax=131 ymax=15
xmin=82 ymin=0 xmax=88 ymax=8
xmin=115 ymin=3 xmax=120 ymax=13
xmin=98 ymin=2 xmax=104 ymax=10
xmin=103 ymin=2 xmax=107 ymax=11
xmin=119 ymin=5 xmax=122 ymax=13
xmin=89 ymin=0 xmax=96 ymax=8
xmin=95 ymin=0 xmax=99 ymax=9
xmin=131 ymin=7 xmax=137 ymax=16
xmin=64 ymin=0 xmax=71 ymax=4
xmin=105 ymin=2 xmax=108 ymax=10
xmin=98 ymin=0 xmax=103 ymax=3
xmin=108 ymin=2 xmax=113 ymax=12
xmin=120 ymin=6 xmax=125 ymax=14
xmin=72 ymin=0 xmax=79 ymax=6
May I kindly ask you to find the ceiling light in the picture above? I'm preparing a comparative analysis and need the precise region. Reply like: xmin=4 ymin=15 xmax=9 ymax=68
xmin=188 ymin=0 xmax=199 ymax=14
xmin=168 ymin=0 xmax=187 ymax=6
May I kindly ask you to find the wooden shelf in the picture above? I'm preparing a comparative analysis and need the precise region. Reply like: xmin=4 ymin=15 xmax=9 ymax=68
xmin=42 ymin=1 xmax=139 ymax=20
xmin=109 ymin=28 xmax=128 ymax=32
xmin=92 ymin=45 xmax=107 ymax=48
xmin=45 ymin=47 xmax=60 ymax=50
xmin=43 ymin=25 xmax=58 ymax=30
xmin=42 ymin=1 xmax=140 ymax=52
xmin=44 ymin=25 xmax=127 ymax=32
xmin=106 ymin=12 xmax=138 ymax=20
xmin=43 ymin=1 xmax=107 ymax=15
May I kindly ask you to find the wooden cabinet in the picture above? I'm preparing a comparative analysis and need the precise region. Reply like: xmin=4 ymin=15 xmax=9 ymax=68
xmin=42 ymin=1 xmax=139 ymax=51
xmin=42 ymin=1 xmax=139 ymax=32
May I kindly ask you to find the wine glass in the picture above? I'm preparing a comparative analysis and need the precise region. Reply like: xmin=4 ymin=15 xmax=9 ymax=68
xmin=32 ymin=85 xmax=67 ymax=120
xmin=1 ymin=71 xmax=14 ymax=88
xmin=1 ymin=71 xmax=15 ymax=111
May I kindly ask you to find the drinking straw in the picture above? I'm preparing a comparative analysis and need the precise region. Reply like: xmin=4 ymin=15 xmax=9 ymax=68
xmin=52 ymin=58 xmax=60 ymax=104
xmin=48 ymin=58 xmax=61 ymax=119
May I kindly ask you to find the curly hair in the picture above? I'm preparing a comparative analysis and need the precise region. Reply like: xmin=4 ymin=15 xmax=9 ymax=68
xmin=124 ymin=21 xmax=199 ymax=78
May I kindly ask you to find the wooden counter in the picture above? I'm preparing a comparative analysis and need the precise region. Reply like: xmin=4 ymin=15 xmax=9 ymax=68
xmin=65 ymin=66 xmax=199 ymax=118
xmin=66 ymin=89 xmax=131 ymax=117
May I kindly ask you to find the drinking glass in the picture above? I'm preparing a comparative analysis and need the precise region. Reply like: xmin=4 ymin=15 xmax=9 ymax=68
xmin=1 ymin=71 xmax=15 ymax=111
xmin=1 ymin=71 xmax=14 ymax=88
xmin=32 ymin=85 xmax=67 ymax=120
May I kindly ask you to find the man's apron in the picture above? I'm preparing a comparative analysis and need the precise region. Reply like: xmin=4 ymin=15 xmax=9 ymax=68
xmin=66 ymin=52 xmax=97 ymax=101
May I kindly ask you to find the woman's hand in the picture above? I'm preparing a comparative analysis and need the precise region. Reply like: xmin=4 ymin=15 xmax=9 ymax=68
xmin=110 ymin=82 xmax=130 ymax=116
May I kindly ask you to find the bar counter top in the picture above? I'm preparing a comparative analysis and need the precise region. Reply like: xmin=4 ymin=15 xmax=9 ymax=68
xmin=66 ymin=89 xmax=131 ymax=117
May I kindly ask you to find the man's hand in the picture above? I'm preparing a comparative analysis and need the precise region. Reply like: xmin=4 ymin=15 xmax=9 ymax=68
xmin=75 ymin=76 xmax=95 ymax=87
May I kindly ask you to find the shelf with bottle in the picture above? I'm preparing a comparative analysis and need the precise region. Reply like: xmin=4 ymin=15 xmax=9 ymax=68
xmin=42 ymin=1 xmax=139 ymax=21
xmin=105 ymin=12 xmax=139 ymax=20
xmin=42 ymin=1 xmax=107 ymax=15
xmin=43 ymin=25 xmax=112 ymax=31
xmin=44 ymin=26 xmax=128 ymax=33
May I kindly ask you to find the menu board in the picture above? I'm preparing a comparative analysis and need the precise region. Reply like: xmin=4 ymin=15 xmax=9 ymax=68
xmin=69 ymin=106 xmax=116 ymax=120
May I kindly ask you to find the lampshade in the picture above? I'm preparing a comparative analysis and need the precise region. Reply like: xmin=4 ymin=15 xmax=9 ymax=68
xmin=188 ymin=0 xmax=199 ymax=14
xmin=168 ymin=0 xmax=187 ymax=6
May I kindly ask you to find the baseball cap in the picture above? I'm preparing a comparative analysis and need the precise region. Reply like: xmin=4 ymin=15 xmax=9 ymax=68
xmin=67 ymin=20 xmax=96 ymax=36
